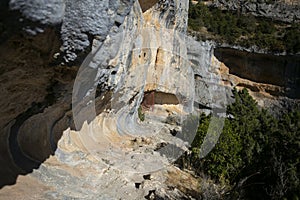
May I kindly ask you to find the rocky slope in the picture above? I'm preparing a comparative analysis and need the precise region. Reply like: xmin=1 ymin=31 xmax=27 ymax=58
xmin=0 ymin=0 xmax=299 ymax=199
xmin=0 ymin=0 xmax=226 ymax=199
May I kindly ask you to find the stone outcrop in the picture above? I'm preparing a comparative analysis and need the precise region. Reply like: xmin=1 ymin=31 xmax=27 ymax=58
xmin=215 ymin=48 xmax=300 ymax=98
xmin=0 ymin=25 xmax=78 ymax=187
xmin=1 ymin=0 xmax=299 ymax=199
xmin=2 ymin=0 xmax=223 ymax=199
xmin=214 ymin=47 xmax=300 ymax=115
xmin=187 ymin=40 xmax=230 ymax=110
xmin=9 ymin=0 xmax=135 ymax=62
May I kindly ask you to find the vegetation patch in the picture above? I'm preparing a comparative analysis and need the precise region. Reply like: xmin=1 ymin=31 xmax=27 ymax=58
xmin=188 ymin=1 xmax=300 ymax=54
xmin=178 ymin=89 xmax=300 ymax=199
xmin=138 ymin=106 xmax=145 ymax=122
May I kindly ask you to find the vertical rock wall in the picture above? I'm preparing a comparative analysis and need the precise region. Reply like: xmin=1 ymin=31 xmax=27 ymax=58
xmin=1 ymin=0 xmax=228 ymax=199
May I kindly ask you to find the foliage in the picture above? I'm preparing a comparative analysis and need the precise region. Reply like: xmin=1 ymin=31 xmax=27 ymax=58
xmin=188 ymin=1 xmax=300 ymax=54
xmin=138 ymin=106 xmax=145 ymax=121
xmin=284 ymin=23 xmax=300 ymax=54
xmin=179 ymin=88 xmax=300 ymax=199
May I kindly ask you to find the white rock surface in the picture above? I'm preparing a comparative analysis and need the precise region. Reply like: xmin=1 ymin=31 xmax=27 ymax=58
xmin=3 ymin=0 xmax=227 ymax=199
xmin=10 ymin=0 xmax=135 ymax=62
xmin=9 ymin=0 xmax=65 ymax=24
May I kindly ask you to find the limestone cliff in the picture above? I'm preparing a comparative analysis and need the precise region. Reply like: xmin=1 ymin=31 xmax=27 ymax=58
xmin=0 ymin=0 xmax=299 ymax=199
xmin=1 ymin=0 xmax=224 ymax=199
xmin=214 ymin=47 xmax=300 ymax=115
xmin=9 ymin=0 xmax=135 ymax=62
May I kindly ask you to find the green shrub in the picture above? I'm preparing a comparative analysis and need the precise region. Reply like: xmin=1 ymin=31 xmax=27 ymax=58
xmin=138 ymin=106 xmax=145 ymax=122
xmin=284 ymin=23 xmax=300 ymax=54
xmin=188 ymin=1 xmax=299 ymax=53
xmin=179 ymin=88 xmax=300 ymax=199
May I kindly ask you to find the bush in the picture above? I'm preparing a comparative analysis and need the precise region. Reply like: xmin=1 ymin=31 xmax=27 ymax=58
xmin=138 ymin=106 xmax=145 ymax=121
xmin=188 ymin=1 xmax=299 ymax=53
xmin=284 ymin=23 xmax=300 ymax=54
xmin=179 ymin=88 xmax=300 ymax=199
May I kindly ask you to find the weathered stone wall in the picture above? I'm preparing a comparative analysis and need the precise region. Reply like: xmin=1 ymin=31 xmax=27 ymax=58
xmin=215 ymin=47 xmax=300 ymax=99
xmin=9 ymin=0 xmax=135 ymax=62
xmin=1 ymin=0 xmax=299 ymax=198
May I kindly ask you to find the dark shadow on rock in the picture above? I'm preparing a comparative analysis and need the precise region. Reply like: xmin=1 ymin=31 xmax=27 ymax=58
xmin=0 ymin=2 xmax=78 ymax=188
xmin=138 ymin=0 xmax=159 ymax=12
xmin=214 ymin=47 xmax=300 ymax=99
xmin=0 ymin=71 xmax=75 ymax=188
xmin=0 ymin=25 xmax=111 ymax=188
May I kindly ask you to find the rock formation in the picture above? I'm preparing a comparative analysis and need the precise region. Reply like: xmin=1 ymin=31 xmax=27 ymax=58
xmin=9 ymin=0 xmax=135 ymax=62
xmin=214 ymin=47 xmax=300 ymax=115
xmin=0 ymin=0 xmax=226 ymax=199
xmin=0 ymin=0 xmax=299 ymax=199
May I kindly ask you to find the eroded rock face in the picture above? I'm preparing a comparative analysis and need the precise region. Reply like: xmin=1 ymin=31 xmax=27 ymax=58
xmin=187 ymin=40 xmax=230 ymax=110
xmin=2 ymin=0 xmax=298 ymax=199
xmin=9 ymin=0 xmax=135 ymax=62
xmin=215 ymin=48 xmax=300 ymax=98
xmin=0 ymin=25 xmax=78 ymax=187
xmin=38 ymin=0 xmax=227 ymax=197
xmin=60 ymin=0 xmax=135 ymax=62
xmin=9 ymin=0 xmax=65 ymax=25
xmin=1 ymin=0 xmax=213 ymax=199
xmin=214 ymin=48 xmax=300 ymax=115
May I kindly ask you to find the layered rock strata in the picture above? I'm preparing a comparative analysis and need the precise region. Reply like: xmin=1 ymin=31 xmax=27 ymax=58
xmin=1 ymin=0 xmax=226 ymax=199
xmin=1 ymin=0 xmax=298 ymax=199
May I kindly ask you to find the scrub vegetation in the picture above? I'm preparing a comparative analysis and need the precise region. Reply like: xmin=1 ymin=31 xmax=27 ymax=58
xmin=188 ymin=1 xmax=300 ymax=54
xmin=138 ymin=106 xmax=145 ymax=121
xmin=178 ymin=89 xmax=300 ymax=199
